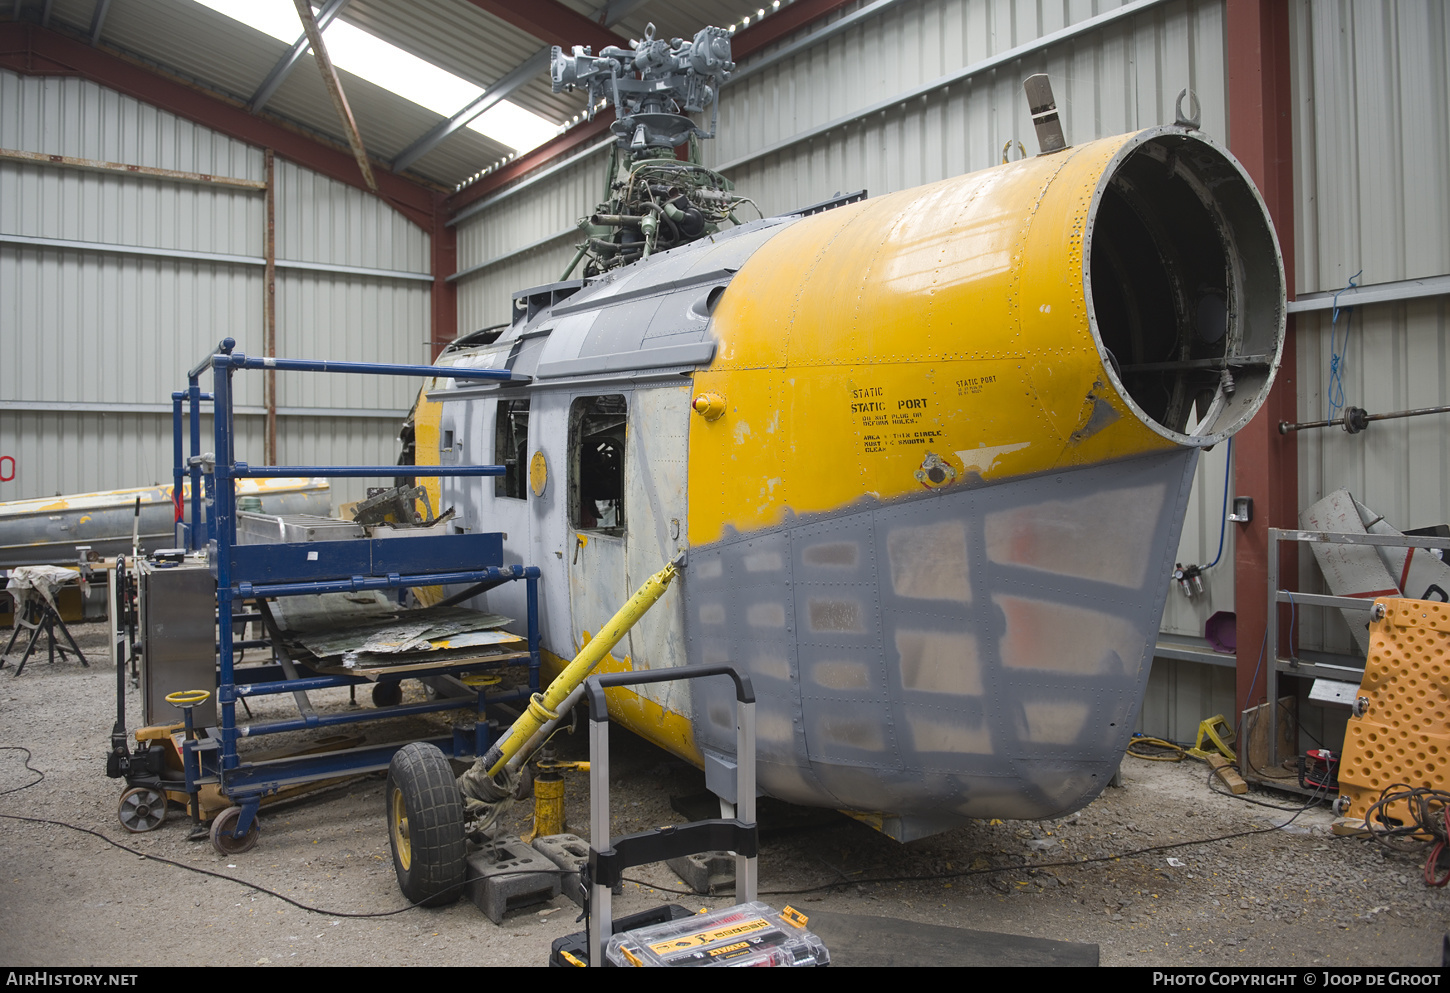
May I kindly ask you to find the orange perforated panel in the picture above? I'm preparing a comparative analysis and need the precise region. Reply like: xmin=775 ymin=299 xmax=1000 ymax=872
xmin=1339 ymin=598 xmax=1450 ymax=824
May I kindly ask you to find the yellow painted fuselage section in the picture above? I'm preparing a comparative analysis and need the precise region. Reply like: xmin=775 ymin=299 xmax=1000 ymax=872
xmin=689 ymin=131 xmax=1171 ymax=547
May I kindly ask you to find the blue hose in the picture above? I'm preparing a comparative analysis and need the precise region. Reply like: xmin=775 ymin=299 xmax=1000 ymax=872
xmin=1205 ymin=437 xmax=1233 ymax=570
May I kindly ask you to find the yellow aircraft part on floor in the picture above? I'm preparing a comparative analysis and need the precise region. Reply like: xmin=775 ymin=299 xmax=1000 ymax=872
xmin=689 ymin=131 xmax=1176 ymax=548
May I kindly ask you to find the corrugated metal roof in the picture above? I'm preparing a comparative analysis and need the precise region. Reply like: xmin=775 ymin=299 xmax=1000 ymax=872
xmin=341 ymin=0 xmax=582 ymax=125
xmin=22 ymin=0 xmax=787 ymax=189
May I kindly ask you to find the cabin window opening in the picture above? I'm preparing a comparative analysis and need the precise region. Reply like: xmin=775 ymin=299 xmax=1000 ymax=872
xmin=569 ymin=394 xmax=626 ymax=534
xmin=493 ymin=399 xmax=530 ymax=499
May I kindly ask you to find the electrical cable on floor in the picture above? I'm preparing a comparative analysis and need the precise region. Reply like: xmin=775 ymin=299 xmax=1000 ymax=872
xmin=1124 ymin=736 xmax=1187 ymax=762
xmin=1 ymin=787 xmax=1338 ymax=917
xmin=0 ymin=741 xmax=566 ymax=917
xmin=1238 ymin=700 xmax=1301 ymax=782
xmin=1205 ymin=765 xmax=1330 ymax=812
xmin=0 ymin=741 xmax=1370 ymax=916
xmin=0 ymin=808 xmax=578 ymax=917
xmin=1357 ymin=785 xmax=1450 ymax=886
xmin=0 ymin=745 xmax=44 ymax=796
xmin=1230 ymin=631 xmax=1307 ymax=783
xmin=625 ymin=795 xmax=1334 ymax=901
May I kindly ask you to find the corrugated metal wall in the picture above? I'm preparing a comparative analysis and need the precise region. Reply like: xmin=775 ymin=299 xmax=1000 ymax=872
xmin=0 ymin=68 xmax=429 ymax=509
xmin=454 ymin=148 xmax=608 ymax=332
xmin=1289 ymin=0 xmax=1450 ymax=654
xmin=455 ymin=0 xmax=1238 ymax=638
xmin=712 ymin=0 xmax=1227 ymax=212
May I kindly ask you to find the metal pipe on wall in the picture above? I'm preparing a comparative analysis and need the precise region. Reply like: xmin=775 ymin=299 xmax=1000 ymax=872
xmin=1279 ymin=404 xmax=1450 ymax=435
xmin=0 ymin=147 xmax=266 ymax=190
xmin=264 ymin=149 xmax=277 ymax=466
xmin=0 ymin=233 xmax=432 ymax=281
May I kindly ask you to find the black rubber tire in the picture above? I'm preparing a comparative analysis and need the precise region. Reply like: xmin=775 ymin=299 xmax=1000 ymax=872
xmin=372 ymin=681 xmax=403 ymax=707
xmin=387 ymin=743 xmax=466 ymax=907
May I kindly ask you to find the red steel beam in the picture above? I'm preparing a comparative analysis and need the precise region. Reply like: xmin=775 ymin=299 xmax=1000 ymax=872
xmin=465 ymin=0 xmax=626 ymax=54
xmin=1226 ymin=0 xmax=1297 ymax=728
xmin=430 ymin=190 xmax=457 ymax=359
xmin=443 ymin=0 xmax=854 ymax=218
xmin=445 ymin=114 xmax=612 ymax=218
xmin=0 ymin=22 xmax=436 ymax=230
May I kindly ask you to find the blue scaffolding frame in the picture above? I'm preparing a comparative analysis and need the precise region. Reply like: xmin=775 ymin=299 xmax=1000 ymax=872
xmin=173 ymin=337 xmax=541 ymax=845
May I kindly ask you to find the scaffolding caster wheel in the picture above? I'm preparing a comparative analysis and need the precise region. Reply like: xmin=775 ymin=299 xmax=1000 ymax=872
xmin=117 ymin=786 xmax=168 ymax=833
xmin=372 ymin=681 xmax=403 ymax=707
xmin=210 ymin=805 xmax=260 ymax=855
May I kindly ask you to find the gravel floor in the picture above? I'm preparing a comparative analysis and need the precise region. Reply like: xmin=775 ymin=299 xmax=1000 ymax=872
xmin=0 ymin=620 xmax=1446 ymax=968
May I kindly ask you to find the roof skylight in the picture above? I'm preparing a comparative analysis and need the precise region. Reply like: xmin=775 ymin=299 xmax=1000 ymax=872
xmin=195 ymin=0 xmax=561 ymax=157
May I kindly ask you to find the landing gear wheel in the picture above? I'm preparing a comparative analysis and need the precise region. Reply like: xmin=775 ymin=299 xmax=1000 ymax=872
xmin=117 ymin=786 xmax=167 ymax=833
xmin=210 ymin=805 xmax=260 ymax=855
xmin=372 ymin=681 xmax=403 ymax=707
xmin=387 ymin=743 xmax=465 ymax=907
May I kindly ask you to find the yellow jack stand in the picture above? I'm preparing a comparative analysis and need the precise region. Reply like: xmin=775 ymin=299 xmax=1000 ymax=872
xmin=523 ymin=748 xmax=588 ymax=843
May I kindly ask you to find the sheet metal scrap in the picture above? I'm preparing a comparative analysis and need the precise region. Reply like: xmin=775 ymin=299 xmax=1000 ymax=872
xmin=336 ymin=638 xmax=527 ymax=677
xmin=269 ymin=593 xmax=515 ymax=671
xmin=270 ymin=591 xmax=404 ymax=633
xmin=292 ymin=611 xmax=512 ymax=660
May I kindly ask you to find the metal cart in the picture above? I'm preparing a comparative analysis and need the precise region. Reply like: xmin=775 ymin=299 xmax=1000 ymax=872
xmin=108 ymin=337 xmax=542 ymax=855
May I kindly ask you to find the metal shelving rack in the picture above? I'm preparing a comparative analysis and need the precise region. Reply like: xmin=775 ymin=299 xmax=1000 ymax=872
xmin=1261 ymin=526 xmax=1450 ymax=780
xmin=172 ymin=337 xmax=541 ymax=850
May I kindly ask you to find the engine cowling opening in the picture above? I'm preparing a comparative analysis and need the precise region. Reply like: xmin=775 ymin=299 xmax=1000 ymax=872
xmin=1087 ymin=131 xmax=1285 ymax=447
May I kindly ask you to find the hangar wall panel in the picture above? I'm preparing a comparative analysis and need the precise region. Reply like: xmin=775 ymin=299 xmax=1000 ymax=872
xmin=1292 ymin=0 xmax=1450 ymax=295
xmin=1289 ymin=1 xmax=1450 ymax=654
xmin=1136 ymin=656 xmax=1236 ymax=744
xmin=0 ymin=69 xmax=429 ymax=510
xmin=456 ymin=243 xmax=580 ymax=336
xmin=712 ymin=0 xmax=1227 ymax=217
xmin=4 ymin=409 xmax=196 ymax=500
xmin=0 ymin=246 xmax=265 ymax=409
xmin=273 ymin=272 xmax=429 ymax=413
xmin=454 ymin=148 xmax=608 ymax=333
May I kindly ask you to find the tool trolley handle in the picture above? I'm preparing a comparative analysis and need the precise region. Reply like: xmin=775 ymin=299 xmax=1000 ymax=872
xmin=582 ymin=664 xmax=754 ymax=714
xmin=583 ymin=664 xmax=757 ymax=967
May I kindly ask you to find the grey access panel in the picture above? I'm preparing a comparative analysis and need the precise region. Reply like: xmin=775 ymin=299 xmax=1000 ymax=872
xmin=139 ymin=559 xmax=217 ymax=728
